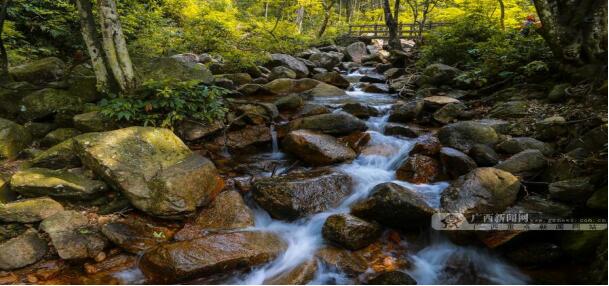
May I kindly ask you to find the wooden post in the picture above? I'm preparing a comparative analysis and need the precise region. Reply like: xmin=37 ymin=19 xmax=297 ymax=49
xmin=374 ymin=23 xmax=378 ymax=37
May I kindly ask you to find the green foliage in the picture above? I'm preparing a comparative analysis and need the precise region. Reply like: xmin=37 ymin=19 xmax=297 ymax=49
xmin=99 ymin=80 xmax=229 ymax=129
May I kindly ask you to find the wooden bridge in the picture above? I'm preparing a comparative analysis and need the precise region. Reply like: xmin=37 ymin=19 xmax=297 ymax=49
xmin=347 ymin=22 xmax=449 ymax=39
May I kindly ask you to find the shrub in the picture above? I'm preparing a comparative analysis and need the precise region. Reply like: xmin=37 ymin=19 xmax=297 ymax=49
xmin=100 ymin=80 xmax=229 ymax=129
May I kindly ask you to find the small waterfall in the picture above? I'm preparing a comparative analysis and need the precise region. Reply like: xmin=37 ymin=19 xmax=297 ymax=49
xmin=269 ymin=123 xmax=282 ymax=159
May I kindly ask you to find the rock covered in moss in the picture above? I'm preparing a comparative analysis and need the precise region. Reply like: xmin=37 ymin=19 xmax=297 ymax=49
xmin=9 ymin=57 xmax=65 ymax=84
xmin=10 ymin=168 xmax=107 ymax=199
xmin=0 ymin=118 xmax=32 ymax=160
xmin=29 ymin=137 xmax=82 ymax=169
xmin=73 ymin=111 xmax=118 ymax=132
xmin=438 ymin=121 xmax=499 ymax=153
xmin=139 ymin=57 xmax=213 ymax=84
xmin=40 ymin=128 xmax=81 ymax=147
xmin=19 ymin=88 xmax=83 ymax=121
xmin=0 ymin=197 xmax=64 ymax=223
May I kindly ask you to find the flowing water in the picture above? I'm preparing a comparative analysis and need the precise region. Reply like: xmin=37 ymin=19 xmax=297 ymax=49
xmin=225 ymin=70 xmax=529 ymax=284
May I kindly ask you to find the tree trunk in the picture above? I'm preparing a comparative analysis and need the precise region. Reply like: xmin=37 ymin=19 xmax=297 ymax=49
xmin=318 ymin=0 xmax=335 ymax=38
xmin=74 ymin=0 xmax=112 ymax=91
xmin=0 ymin=0 xmax=10 ymax=83
xmin=383 ymin=0 xmax=401 ymax=50
xmin=98 ymin=0 xmax=136 ymax=93
xmin=533 ymin=0 xmax=607 ymax=75
xmin=498 ymin=0 xmax=505 ymax=30
xmin=295 ymin=6 xmax=305 ymax=33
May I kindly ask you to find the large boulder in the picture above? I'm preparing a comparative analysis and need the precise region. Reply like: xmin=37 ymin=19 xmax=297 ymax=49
xmin=174 ymin=190 xmax=254 ymax=241
xmin=139 ymin=231 xmax=286 ymax=283
xmin=396 ymin=154 xmax=441 ymax=184
xmin=322 ymin=213 xmax=382 ymax=250
xmin=73 ymin=111 xmax=118 ymax=132
xmin=388 ymin=101 xmax=423 ymax=123
xmin=29 ymin=137 xmax=82 ymax=169
xmin=282 ymin=130 xmax=356 ymax=166
xmin=73 ymin=127 xmax=223 ymax=218
xmin=303 ymin=82 xmax=347 ymax=97
xmin=253 ymin=169 xmax=352 ymax=220
xmin=209 ymin=124 xmax=272 ymax=150
xmin=351 ymin=182 xmax=435 ymax=229
xmin=268 ymin=66 xmax=297 ymax=81
xmin=0 ymin=197 xmax=64 ymax=223
xmin=468 ymin=144 xmax=500 ymax=167
xmin=290 ymin=112 xmax=367 ymax=135
xmin=269 ymin=54 xmax=309 ymax=78
xmin=313 ymin=71 xmax=350 ymax=89
xmin=496 ymin=137 xmax=553 ymax=156
xmin=9 ymin=57 xmax=65 ymax=84
xmin=19 ymin=88 xmax=84 ymax=121
xmin=439 ymin=147 xmax=477 ymax=179
xmin=438 ymin=121 xmax=499 ymax=153
xmin=341 ymin=103 xmax=379 ymax=118
xmin=309 ymin=52 xmax=342 ymax=70
xmin=176 ymin=120 xmax=224 ymax=141
xmin=345 ymin=42 xmax=368 ymax=63
xmin=0 ymin=118 xmax=32 ymax=160
xmin=139 ymin=57 xmax=213 ymax=84
xmin=441 ymin=168 xmax=520 ymax=215
xmin=40 ymin=128 xmax=81 ymax=147
xmin=10 ymin=168 xmax=107 ymax=199
xmin=0 ymin=229 xmax=47 ymax=270
xmin=40 ymin=211 xmax=108 ymax=260
xmin=422 ymin=63 xmax=461 ymax=86
xmin=548 ymin=177 xmax=595 ymax=203
xmin=264 ymin=78 xmax=320 ymax=95
xmin=495 ymin=149 xmax=547 ymax=176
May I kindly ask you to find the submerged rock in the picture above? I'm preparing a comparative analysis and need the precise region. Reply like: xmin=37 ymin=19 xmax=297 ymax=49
xmin=282 ymin=130 xmax=356 ymax=166
xmin=441 ymin=168 xmax=520 ymax=216
xmin=351 ymin=182 xmax=435 ymax=229
xmin=174 ymin=190 xmax=254 ymax=241
xmin=322 ymin=213 xmax=382 ymax=250
xmin=101 ymin=218 xmax=170 ymax=254
xmin=253 ymin=169 xmax=352 ymax=220
xmin=139 ymin=231 xmax=286 ymax=283
xmin=74 ymin=127 xmax=223 ymax=218
xmin=0 ymin=197 xmax=64 ymax=223
xmin=0 ymin=229 xmax=47 ymax=270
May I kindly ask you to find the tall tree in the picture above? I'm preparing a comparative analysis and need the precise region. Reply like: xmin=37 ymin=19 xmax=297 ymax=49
xmin=74 ymin=0 xmax=136 ymax=93
xmin=406 ymin=0 xmax=442 ymax=42
xmin=497 ymin=0 xmax=505 ymax=30
xmin=0 ymin=0 xmax=10 ymax=82
xmin=532 ymin=0 xmax=607 ymax=74
xmin=382 ymin=0 xmax=401 ymax=50
xmin=318 ymin=0 xmax=336 ymax=38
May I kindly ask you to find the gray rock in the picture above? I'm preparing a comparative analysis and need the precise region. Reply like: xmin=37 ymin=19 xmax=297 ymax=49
xmin=40 ymin=211 xmax=108 ymax=260
xmin=468 ymin=144 xmax=499 ymax=167
xmin=496 ymin=137 xmax=553 ymax=156
xmin=0 ymin=118 xmax=32 ymax=160
xmin=433 ymin=103 xmax=467 ymax=125
xmin=388 ymin=101 xmax=424 ymax=123
xmin=9 ymin=57 xmax=65 ymax=84
xmin=290 ymin=112 xmax=367 ymax=135
xmin=176 ymin=120 xmax=224 ymax=141
xmin=275 ymin=94 xmax=304 ymax=110
xmin=384 ymin=123 xmax=425 ymax=138
xmin=422 ymin=63 xmax=461 ymax=85
xmin=0 ymin=229 xmax=47 ymax=270
xmin=345 ymin=42 xmax=368 ymax=63
xmin=313 ymin=71 xmax=350 ymax=89
xmin=269 ymin=54 xmax=309 ymax=78
xmin=438 ymin=121 xmax=499 ymax=153
xmin=341 ymin=103 xmax=379 ymax=118
xmin=269 ymin=66 xmax=297 ymax=81
xmin=439 ymin=147 xmax=477 ymax=179
xmin=309 ymin=52 xmax=342 ymax=69
xmin=495 ymin=149 xmax=547 ymax=176
xmin=549 ymin=177 xmax=595 ymax=203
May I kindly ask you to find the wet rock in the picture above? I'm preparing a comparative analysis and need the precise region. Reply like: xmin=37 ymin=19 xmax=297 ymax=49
xmin=210 ymin=124 xmax=272 ymax=149
xmin=139 ymin=57 xmax=213 ymax=84
xmin=439 ymin=147 xmax=477 ymax=179
xmin=304 ymin=82 xmax=347 ymax=97
xmin=360 ymin=75 xmax=386 ymax=83
xmin=489 ymin=101 xmax=529 ymax=118
xmin=40 ymin=128 xmax=81 ymax=147
xmin=384 ymin=123 xmax=425 ymax=138
xmin=291 ymin=112 xmax=367 ymax=135
xmin=269 ymin=66 xmax=297 ymax=81
xmin=295 ymin=103 xmax=331 ymax=118
xmin=438 ymin=121 xmax=499 ymax=153
xmin=0 ymin=118 xmax=32 ymax=160
xmin=338 ymin=131 xmax=371 ymax=153
xmin=309 ymin=52 xmax=342 ymax=70
xmin=174 ymin=190 xmax=254 ymax=241
xmin=101 ymin=218 xmax=170 ymax=254
xmin=341 ymin=102 xmax=379 ymax=118
xmin=237 ymin=103 xmax=278 ymax=125
xmin=422 ymin=63 xmax=460 ymax=85
xmin=495 ymin=149 xmax=547 ymax=176
xmin=351 ymin=182 xmax=435 ymax=229
xmin=345 ymin=42 xmax=368 ymax=63
xmin=139 ymin=231 xmax=286 ymax=283
xmin=29 ymin=138 xmax=81 ymax=169
xmin=264 ymin=258 xmax=318 ymax=285
xmin=0 ymin=229 xmax=47 ymax=270
xmin=315 ymin=246 xmax=368 ymax=274
xmin=534 ymin=116 xmax=567 ymax=140
xmin=396 ymin=154 xmax=441 ymax=184
xmin=383 ymin=68 xmax=406 ymax=80
xmin=367 ymin=271 xmax=417 ymax=285
xmin=313 ymin=71 xmax=350 ymax=89
xmin=441 ymin=168 xmax=520 ymax=216
xmin=176 ymin=120 xmax=224 ymax=141
xmin=264 ymin=78 xmax=320 ymax=95
xmin=10 ymin=168 xmax=107 ymax=199
xmin=275 ymin=94 xmax=304 ymax=110
xmin=237 ymin=83 xmax=264 ymax=95
xmin=0 ymin=197 xmax=64 ymax=223
xmin=548 ymin=177 xmax=595 ymax=203
xmin=586 ymin=186 xmax=608 ymax=210
xmin=269 ymin=54 xmax=309 ymax=78
xmin=468 ymin=144 xmax=499 ymax=167
xmin=73 ymin=111 xmax=118 ymax=132
xmin=74 ymin=127 xmax=223 ymax=218
xmin=388 ymin=101 xmax=423 ymax=123
xmin=282 ymin=130 xmax=356 ymax=166
xmin=496 ymin=137 xmax=553 ymax=156
xmin=566 ymin=124 xmax=607 ymax=153
xmin=433 ymin=103 xmax=467 ymax=125
xmin=547 ymin=83 xmax=570 ymax=102
xmin=40 ymin=211 xmax=108 ymax=260
xmin=322 ymin=213 xmax=382 ymax=250
xmin=253 ymin=169 xmax=352 ymax=220
xmin=361 ymin=83 xmax=389 ymax=93
xmin=410 ymin=135 xmax=442 ymax=156
xmin=9 ymin=57 xmax=65 ymax=84
xmin=423 ymin=96 xmax=461 ymax=110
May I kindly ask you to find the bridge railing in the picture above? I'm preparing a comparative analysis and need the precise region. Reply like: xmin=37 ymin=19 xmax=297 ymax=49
xmin=347 ymin=22 xmax=449 ymax=39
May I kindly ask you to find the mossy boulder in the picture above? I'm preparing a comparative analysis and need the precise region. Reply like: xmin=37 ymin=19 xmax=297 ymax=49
xmin=0 ymin=197 xmax=64 ymax=223
xmin=40 ymin=128 xmax=81 ymax=147
xmin=73 ymin=111 xmax=118 ymax=132
xmin=10 ymin=168 xmax=107 ymax=199
xmin=263 ymin=78 xmax=320 ymax=95
xmin=304 ymin=82 xmax=347 ymax=97
xmin=0 ymin=118 xmax=32 ymax=160
xmin=29 ymin=137 xmax=82 ymax=169
xmin=9 ymin=57 xmax=66 ymax=84
xmin=0 ymin=82 xmax=35 ymax=119
xmin=139 ymin=57 xmax=213 ymax=84
xmin=438 ymin=121 xmax=499 ymax=153
xmin=19 ymin=88 xmax=84 ymax=121
xmin=422 ymin=63 xmax=461 ymax=86
xmin=67 ymin=76 xmax=100 ymax=103
xmin=73 ymin=127 xmax=223 ymax=218
xmin=489 ymin=101 xmax=529 ymax=118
